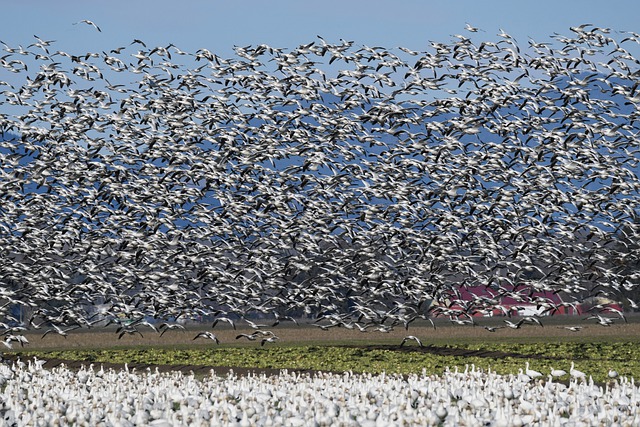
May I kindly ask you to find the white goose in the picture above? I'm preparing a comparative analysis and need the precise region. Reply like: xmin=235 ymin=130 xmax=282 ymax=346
xmin=570 ymin=362 xmax=586 ymax=381
xmin=550 ymin=366 xmax=567 ymax=377
xmin=525 ymin=362 xmax=542 ymax=379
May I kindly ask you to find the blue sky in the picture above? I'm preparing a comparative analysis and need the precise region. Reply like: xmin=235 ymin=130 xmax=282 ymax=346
xmin=2 ymin=0 xmax=639 ymax=57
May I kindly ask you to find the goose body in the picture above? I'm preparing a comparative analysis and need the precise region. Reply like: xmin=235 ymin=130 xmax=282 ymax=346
xmin=525 ymin=362 xmax=542 ymax=379
xmin=570 ymin=362 xmax=586 ymax=380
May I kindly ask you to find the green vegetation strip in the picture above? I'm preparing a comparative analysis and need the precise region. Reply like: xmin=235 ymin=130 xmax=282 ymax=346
xmin=16 ymin=340 xmax=640 ymax=384
xmin=440 ymin=341 xmax=640 ymax=361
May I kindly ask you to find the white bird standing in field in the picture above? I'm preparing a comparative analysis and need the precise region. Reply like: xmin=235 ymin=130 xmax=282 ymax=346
xmin=570 ymin=362 xmax=586 ymax=381
xmin=525 ymin=362 xmax=542 ymax=379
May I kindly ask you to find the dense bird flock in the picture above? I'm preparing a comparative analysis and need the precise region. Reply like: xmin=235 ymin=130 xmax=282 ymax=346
xmin=0 ymin=360 xmax=638 ymax=426
xmin=0 ymin=25 xmax=639 ymax=337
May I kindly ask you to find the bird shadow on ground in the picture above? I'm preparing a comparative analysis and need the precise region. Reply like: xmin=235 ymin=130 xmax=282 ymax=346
xmin=348 ymin=344 xmax=563 ymax=360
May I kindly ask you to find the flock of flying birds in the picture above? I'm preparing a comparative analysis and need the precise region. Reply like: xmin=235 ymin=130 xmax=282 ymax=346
xmin=0 ymin=24 xmax=639 ymax=345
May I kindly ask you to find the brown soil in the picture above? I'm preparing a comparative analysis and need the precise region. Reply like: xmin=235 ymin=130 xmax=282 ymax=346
xmin=4 ymin=315 xmax=639 ymax=376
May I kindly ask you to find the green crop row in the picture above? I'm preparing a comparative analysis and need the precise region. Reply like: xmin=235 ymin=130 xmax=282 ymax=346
xmin=16 ymin=339 xmax=640 ymax=384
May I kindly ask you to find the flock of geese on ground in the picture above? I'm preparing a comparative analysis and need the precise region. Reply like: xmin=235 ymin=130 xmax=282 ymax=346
xmin=0 ymin=359 xmax=635 ymax=426
xmin=0 ymin=24 xmax=639 ymax=343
